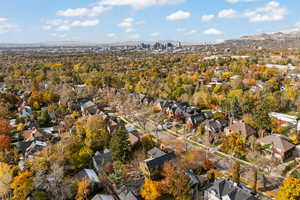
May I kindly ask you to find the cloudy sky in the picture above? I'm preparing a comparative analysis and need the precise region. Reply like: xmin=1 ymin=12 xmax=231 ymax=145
xmin=0 ymin=0 xmax=299 ymax=43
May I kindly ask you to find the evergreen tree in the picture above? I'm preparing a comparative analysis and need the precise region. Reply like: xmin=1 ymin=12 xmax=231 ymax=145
xmin=109 ymin=127 xmax=130 ymax=163
xmin=230 ymin=97 xmax=242 ymax=120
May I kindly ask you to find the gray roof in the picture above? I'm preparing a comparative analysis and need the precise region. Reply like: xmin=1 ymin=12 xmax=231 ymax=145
xmin=147 ymin=147 xmax=166 ymax=158
xmin=144 ymin=151 xmax=176 ymax=171
xmin=92 ymin=150 xmax=113 ymax=171
xmin=206 ymin=178 xmax=258 ymax=200
xmin=91 ymin=194 xmax=114 ymax=200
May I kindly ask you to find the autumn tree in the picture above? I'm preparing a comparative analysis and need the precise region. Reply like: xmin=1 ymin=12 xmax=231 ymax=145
xmin=11 ymin=171 xmax=34 ymax=200
xmin=221 ymin=132 xmax=246 ymax=157
xmin=252 ymin=168 xmax=258 ymax=194
xmin=0 ymin=135 xmax=11 ymax=151
xmin=0 ymin=162 xmax=13 ymax=195
xmin=75 ymin=178 xmax=90 ymax=200
xmin=141 ymin=178 xmax=163 ymax=200
xmin=0 ymin=119 xmax=11 ymax=136
xmin=230 ymin=96 xmax=242 ymax=120
xmin=162 ymin=162 xmax=192 ymax=200
xmin=109 ymin=127 xmax=130 ymax=163
xmin=275 ymin=177 xmax=300 ymax=200
xmin=232 ymin=161 xmax=240 ymax=184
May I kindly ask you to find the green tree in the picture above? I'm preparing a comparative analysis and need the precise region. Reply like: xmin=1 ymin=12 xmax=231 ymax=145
xmin=230 ymin=96 xmax=242 ymax=120
xmin=109 ymin=127 xmax=130 ymax=163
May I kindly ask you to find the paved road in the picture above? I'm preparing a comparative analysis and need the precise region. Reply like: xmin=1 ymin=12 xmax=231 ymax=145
xmin=120 ymin=115 xmax=282 ymax=199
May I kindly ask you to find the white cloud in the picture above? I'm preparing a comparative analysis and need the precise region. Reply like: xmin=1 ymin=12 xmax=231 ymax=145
xmin=218 ymin=9 xmax=238 ymax=18
xmin=107 ymin=33 xmax=116 ymax=38
xmin=98 ymin=0 xmax=185 ymax=9
xmin=44 ymin=19 xmax=99 ymax=32
xmin=244 ymin=1 xmax=287 ymax=22
xmin=118 ymin=17 xmax=134 ymax=28
xmin=56 ymin=6 xmax=111 ymax=17
xmin=203 ymin=28 xmax=224 ymax=35
xmin=150 ymin=32 xmax=160 ymax=37
xmin=295 ymin=21 xmax=300 ymax=28
xmin=201 ymin=14 xmax=215 ymax=22
xmin=166 ymin=10 xmax=191 ymax=21
xmin=0 ymin=18 xmax=20 ymax=34
xmin=226 ymin=0 xmax=258 ymax=3
xmin=51 ymin=33 xmax=67 ymax=38
xmin=185 ymin=30 xmax=197 ymax=35
xmin=129 ymin=33 xmax=140 ymax=39
xmin=118 ymin=17 xmax=144 ymax=33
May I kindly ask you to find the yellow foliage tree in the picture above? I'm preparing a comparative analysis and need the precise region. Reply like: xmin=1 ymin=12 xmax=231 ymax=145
xmin=11 ymin=171 xmax=34 ymax=200
xmin=75 ymin=178 xmax=90 ymax=200
xmin=275 ymin=177 xmax=300 ymax=200
xmin=141 ymin=178 xmax=163 ymax=200
xmin=0 ymin=162 xmax=13 ymax=195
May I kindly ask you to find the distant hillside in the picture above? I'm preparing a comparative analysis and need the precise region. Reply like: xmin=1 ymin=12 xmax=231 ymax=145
xmin=240 ymin=30 xmax=300 ymax=41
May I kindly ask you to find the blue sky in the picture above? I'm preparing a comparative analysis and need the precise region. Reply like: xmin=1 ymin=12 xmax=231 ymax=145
xmin=0 ymin=0 xmax=299 ymax=43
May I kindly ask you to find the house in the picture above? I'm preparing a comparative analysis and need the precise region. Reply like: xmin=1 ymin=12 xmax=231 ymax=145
xmin=205 ymin=118 xmax=228 ymax=134
xmin=22 ymin=128 xmax=51 ymax=142
xmin=13 ymin=141 xmax=33 ymax=156
xmin=25 ymin=141 xmax=47 ymax=157
xmin=147 ymin=147 xmax=167 ymax=158
xmin=117 ymin=179 xmax=144 ymax=200
xmin=259 ymin=134 xmax=295 ymax=161
xmin=140 ymin=148 xmax=176 ymax=177
xmin=81 ymin=100 xmax=98 ymax=115
xmin=19 ymin=105 xmax=32 ymax=118
xmin=204 ymin=178 xmax=259 ymax=200
xmin=126 ymin=126 xmax=141 ymax=148
xmin=226 ymin=121 xmax=256 ymax=138
xmin=186 ymin=114 xmax=206 ymax=129
xmin=269 ymin=112 xmax=300 ymax=131
xmin=91 ymin=194 xmax=114 ymax=200
xmin=75 ymin=169 xmax=101 ymax=184
xmin=92 ymin=149 xmax=113 ymax=172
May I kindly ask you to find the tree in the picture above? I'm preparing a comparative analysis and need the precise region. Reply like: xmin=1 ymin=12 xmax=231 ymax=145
xmin=254 ymin=101 xmax=272 ymax=132
xmin=141 ymin=134 xmax=156 ymax=153
xmin=109 ymin=127 xmax=130 ymax=163
xmin=162 ymin=162 xmax=192 ymax=200
xmin=141 ymin=178 xmax=163 ymax=200
xmin=221 ymin=132 xmax=246 ymax=157
xmin=252 ymin=168 xmax=258 ymax=194
xmin=11 ymin=171 xmax=34 ymax=200
xmin=0 ymin=135 xmax=10 ymax=151
xmin=275 ymin=177 xmax=300 ymax=200
xmin=0 ymin=162 xmax=13 ymax=195
xmin=0 ymin=119 xmax=11 ymax=136
xmin=230 ymin=96 xmax=242 ymax=120
xmin=38 ymin=110 xmax=51 ymax=127
xmin=232 ymin=162 xmax=240 ymax=184
xmin=75 ymin=178 xmax=90 ymax=200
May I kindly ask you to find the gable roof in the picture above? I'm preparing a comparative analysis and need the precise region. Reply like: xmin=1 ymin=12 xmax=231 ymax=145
xmin=229 ymin=121 xmax=256 ymax=138
xmin=260 ymin=134 xmax=295 ymax=153
xmin=147 ymin=147 xmax=166 ymax=158
xmin=92 ymin=150 xmax=113 ymax=171
xmin=207 ymin=178 xmax=258 ymax=200
xmin=75 ymin=169 xmax=100 ymax=183
xmin=91 ymin=194 xmax=114 ymax=200
xmin=144 ymin=151 xmax=176 ymax=171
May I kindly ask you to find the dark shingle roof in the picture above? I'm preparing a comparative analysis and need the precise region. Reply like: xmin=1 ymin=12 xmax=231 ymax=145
xmin=207 ymin=178 xmax=258 ymax=200
xmin=145 ymin=151 xmax=176 ymax=171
